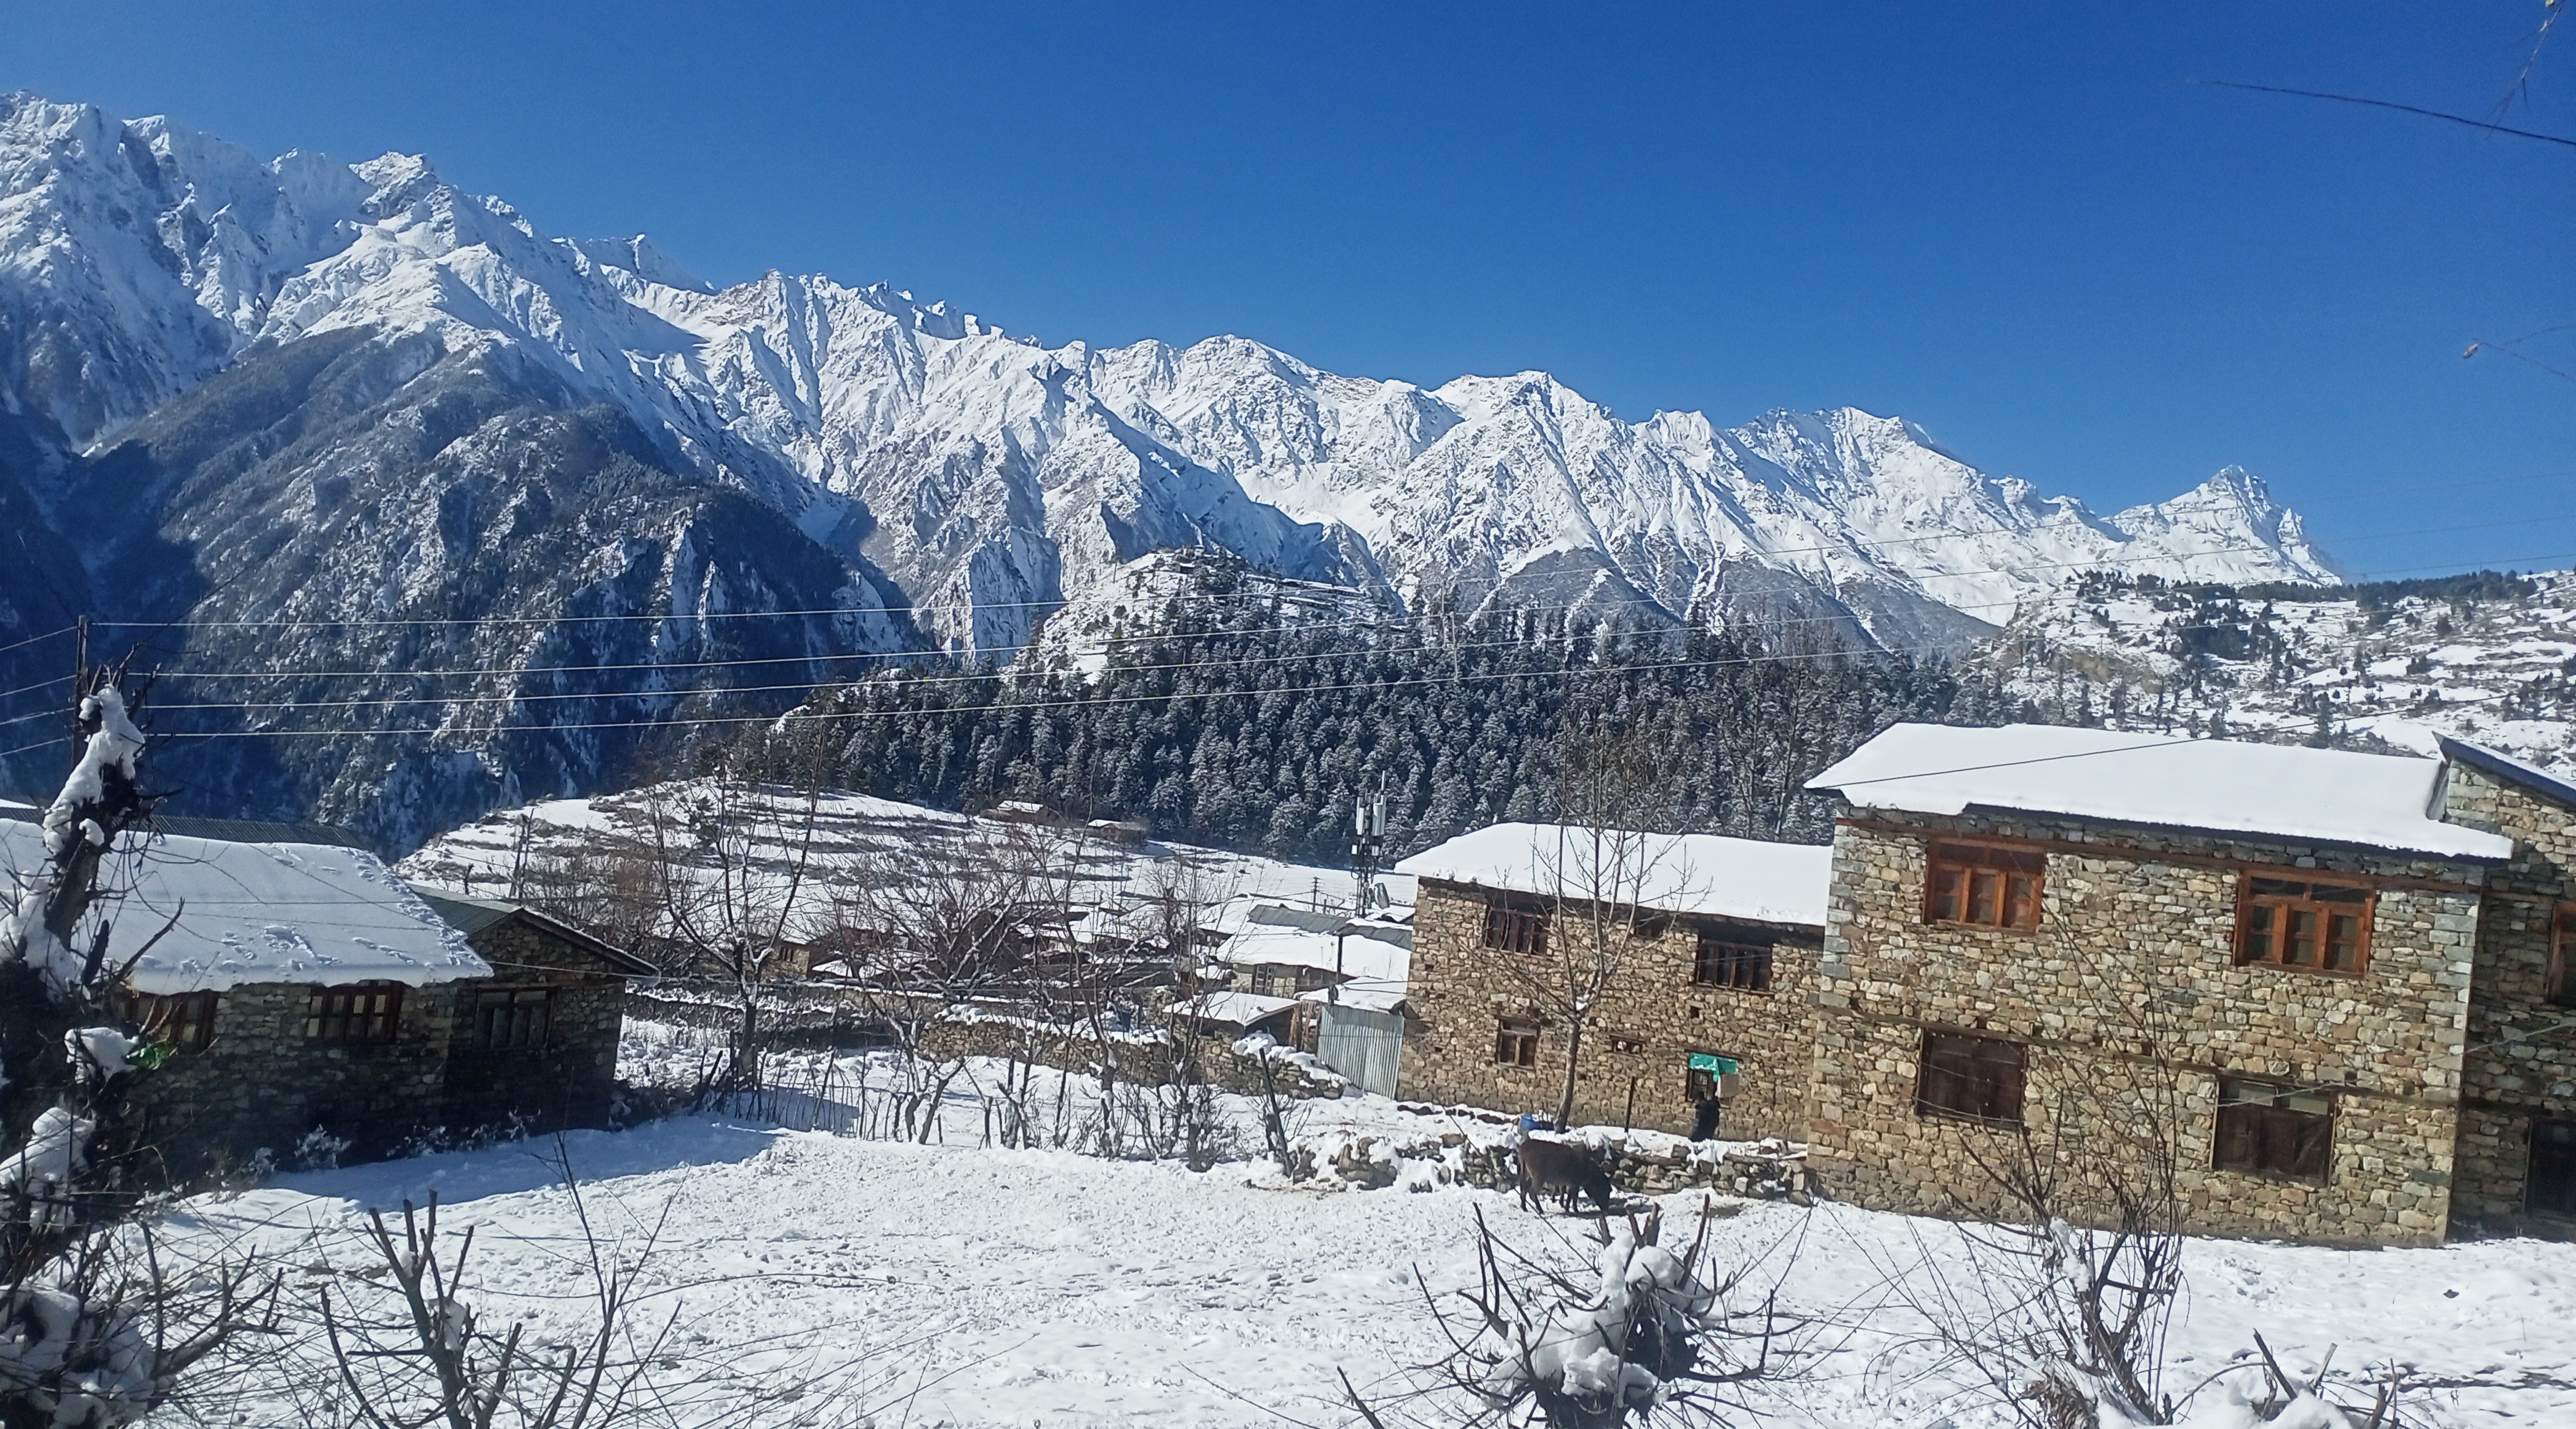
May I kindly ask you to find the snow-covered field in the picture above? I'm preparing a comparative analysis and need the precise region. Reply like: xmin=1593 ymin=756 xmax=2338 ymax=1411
xmin=147 ymin=1037 xmax=2576 ymax=1427
xmin=399 ymin=782 xmax=1415 ymax=940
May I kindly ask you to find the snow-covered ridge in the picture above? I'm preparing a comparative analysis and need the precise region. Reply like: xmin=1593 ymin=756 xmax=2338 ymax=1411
xmin=1988 ymin=570 xmax=2576 ymax=778
xmin=1 ymin=92 xmax=2341 ymax=655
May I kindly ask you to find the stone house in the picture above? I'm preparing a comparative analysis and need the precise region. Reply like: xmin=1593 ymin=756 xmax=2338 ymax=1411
xmin=2431 ymin=736 xmax=2576 ymax=1237
xmin=0 ymin=814 xmax=649 ymax=1180
xmin=407 ymin=887 xmax=658 ymax=1136
xmin=1800 ymin=723 xmax=2516 ymax=1247
xmin=1392 ymin=822 xmax=1830 ymax=1139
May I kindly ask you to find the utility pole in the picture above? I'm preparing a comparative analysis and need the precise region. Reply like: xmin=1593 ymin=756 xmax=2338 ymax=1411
xmin=1349 ymin=783 xmax=1387 ymax=919
xmin=67 ymin=613 xmax=91 ymax=752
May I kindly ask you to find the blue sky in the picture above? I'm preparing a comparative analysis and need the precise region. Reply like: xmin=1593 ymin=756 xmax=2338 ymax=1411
xmin=14 ymin=3 xmax=2576 ymax=577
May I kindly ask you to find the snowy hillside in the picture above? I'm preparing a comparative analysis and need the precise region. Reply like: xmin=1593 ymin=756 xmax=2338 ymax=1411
xmin=396 ymin=780 xmax=1415 ymax=932
xmin=1989 ymin=568 xmax=2576 ymax=775
xmin=2 ymin=93 xmax=2337 ymax=657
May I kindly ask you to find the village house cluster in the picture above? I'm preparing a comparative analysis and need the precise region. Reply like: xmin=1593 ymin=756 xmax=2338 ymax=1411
xmin=1390 ymin=723 xmax=2576 ymax=1247
xmin=16 ymin=716 xmax=2574 ymax=1250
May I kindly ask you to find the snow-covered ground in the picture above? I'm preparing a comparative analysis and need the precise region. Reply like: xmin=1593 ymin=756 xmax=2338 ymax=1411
xmin=145 ymin=1027 xmax=2576 ymax=1427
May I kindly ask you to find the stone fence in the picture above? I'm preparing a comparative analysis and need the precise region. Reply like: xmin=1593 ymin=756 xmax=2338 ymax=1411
xmin=625 ymin=985 xmax=1348 ymax=1101
xmin=1290 ymin=1114 xmax=1810 ymax=1201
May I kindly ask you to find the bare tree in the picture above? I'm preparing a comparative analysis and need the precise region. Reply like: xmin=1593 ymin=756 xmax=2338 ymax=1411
xmin=514 ymin=842 xmax=670 ymax=969
xmin=1368 ymin=1200 xmax=1799 ymax=1429
xmin=834 ymin=818 xmax=1082 ymax=1143
xmin=638 ymin=777 xmax=830 ymax=1090
xmin=313 ymin=1191 xmax=673 ymax=1429
xmin=0 ymin=671 xmax=281 ymax=1426
xmin=294 ymin=1148 xmax=882 ymax=1429
xmin=1516 ymin=708 xmax=1694 ymax=1130
xmin=1116 ymin=858 xmax=1244 ymax=1169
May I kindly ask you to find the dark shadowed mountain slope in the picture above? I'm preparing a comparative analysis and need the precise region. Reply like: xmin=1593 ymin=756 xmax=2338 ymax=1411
xmin=9 ymin=327 xmax=917 ymax=847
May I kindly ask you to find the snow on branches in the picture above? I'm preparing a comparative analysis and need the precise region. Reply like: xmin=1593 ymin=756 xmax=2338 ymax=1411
xmin=1 ymin=686 xmax=147 ymax=993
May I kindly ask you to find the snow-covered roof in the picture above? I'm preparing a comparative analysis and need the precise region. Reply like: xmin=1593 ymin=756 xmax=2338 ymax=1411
xmin=1199 ymin=894 xmax=1348 ymax=939
xmin=1179 ymin=990 xmax=1299 ymax=1028
xmin=1808 ymin=723 xmax=2514 ymax=861
xmin=1393 ymin=823 xmax=1830 ymax=928
xmin=1216 ymin=922 xmax=1411 ymax=987
xmin=0 ymin=823 xmax=490 ymax=995
xmin=1297 ymin=980 xmax=1407 ymax=1015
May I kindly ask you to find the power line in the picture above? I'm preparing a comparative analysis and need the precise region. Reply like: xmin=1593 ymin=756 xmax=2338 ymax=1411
xmin=45 ymin=540 xmax=2576 ymax=721
xmin=0 ymin=637 xmax=1977 ymax=756
xmin=0 ymin=626 xmax=75 ymax=659
xmin=34 ymin=608 xmax=2490 ymax=748
xmin=4 ymin=545 xmax=2565 ymax=760
xmin=0 ymin=675 xmax=74 ymax=703
xmin=2188 ymin=78 xmax=2576 ymax=150
xmin=1 ymin=560 xmax=2563 ymax=761
xmin=75 ymin=502 xmax=2576 ymax=643
xmin=0 ymin=540 xmax=2361 ymax=719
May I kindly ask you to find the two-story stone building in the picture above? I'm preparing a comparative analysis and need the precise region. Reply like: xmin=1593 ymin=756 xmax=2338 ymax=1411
xmin=2431 ymin=736 xmax=2576 ymax=1236
xmin=1392 ymin=822 xmax=1829 ymax=1139
xmin=1802 ymin=723 xmax=2514 ymax=1247
xmin=1366 ymin=724 xmax=2576 ymax=1247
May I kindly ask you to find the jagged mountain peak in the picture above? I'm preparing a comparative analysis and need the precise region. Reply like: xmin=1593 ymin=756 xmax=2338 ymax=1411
xmin=562 ymin=234 xmax=712 ymax=293
xmin=1 ymin=93 xmax=2343 ymax=662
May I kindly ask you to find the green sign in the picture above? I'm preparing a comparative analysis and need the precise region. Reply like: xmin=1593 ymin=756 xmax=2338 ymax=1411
xmin=1687 ymin=1053 xmax=1738 ymax=1074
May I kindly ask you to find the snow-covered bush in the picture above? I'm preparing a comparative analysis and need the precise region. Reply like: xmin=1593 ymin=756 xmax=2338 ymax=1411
xmin=1385 ymin=1200 xmax=1796 ymax=1428
xmin=1465 ymin=1214 xmax=1715 ymax=1424
xmin=289 ymin=1127 xmax=350 ymax=1172
xmin=0 ymin=675 xmax=280 ymax=1425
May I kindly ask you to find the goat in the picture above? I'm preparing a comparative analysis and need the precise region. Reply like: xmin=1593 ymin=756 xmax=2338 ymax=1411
xmin=1513 ymin=1136 xmax=1616 ymax=1215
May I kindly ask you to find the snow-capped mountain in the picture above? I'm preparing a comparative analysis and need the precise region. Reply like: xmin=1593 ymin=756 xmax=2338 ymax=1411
xmin=0 ymin=94 xmax=2345 ymax=843
xmin=2 ymin=95 xmax=2338 ymax=645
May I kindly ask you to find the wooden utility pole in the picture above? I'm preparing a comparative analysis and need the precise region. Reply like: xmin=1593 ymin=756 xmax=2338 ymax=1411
xmin=67 ymin=614 xmax=91 ymax=753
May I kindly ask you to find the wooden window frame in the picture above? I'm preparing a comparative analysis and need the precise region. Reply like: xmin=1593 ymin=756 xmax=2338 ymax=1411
xmin=474 ymin=987 xmax=555 ymax=1053
xmin=2547 ymin=904 xmax=2576 ymax=1010
xmin=305 ymin=984 xmax=403 ymax=1046
xmin=1692 ymin=929 xmax=1773 ymax=993
xmin=2531 ymin=1116 xmax=2576 ymax=1219
xmin=128 ymin=990 xmax=218 ymax=1053
xmin=1913 ymin=1030 xmax=2026 ymax=1127
xmin=2213 ymin=1078 xmax=2333 ymax=1182
xmin=1924 ymin=841 xmax=2044 ymax=932
xmin=1494 ymin=1018 xmax=1540 ymax=1068
xmin=2235 ymin=872 xmax=2375 ymax=977
xmin=1483 ymin=897 xmax=1550 ymax=958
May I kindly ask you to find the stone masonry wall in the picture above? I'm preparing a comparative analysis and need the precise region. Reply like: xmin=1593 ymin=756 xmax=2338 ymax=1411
xmin=1400 ymin=879 xmax=1822 ymax=1139
xmin=439 ymin=917 xmax=630 ymax=1136
xmin=128 ymin=980 xmax=462 ymax=1180
xmin=1807 ymin=811 xmax=2483 ymax=1247
xmin=2441 ymin=764 xmax=2576 ymax=1237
